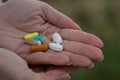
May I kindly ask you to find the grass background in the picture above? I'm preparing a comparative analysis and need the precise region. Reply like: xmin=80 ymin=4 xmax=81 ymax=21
xmin=42 ymin=0 xmax=120 ymax=80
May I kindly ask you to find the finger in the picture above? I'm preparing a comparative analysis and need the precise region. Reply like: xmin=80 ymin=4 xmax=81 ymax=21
xmin=45 ymin=68 xmax=71 ymax=80
xmin=41 ymin=1 xmax=80 ymax=30
xmin=15 ymin=45 xmax=71 ymax=65
xmin=28 ymin=66 xmax=71 ymax=80
xmin=61 ymin=51 xmax=93 ymax=68
xmin=62 ymin=40 xmax=104 ymax=62
xmin=25 ymin=52 xmax=70 ymax=65
xmin=59 ymin=29 xmax=104 ymax=48
xmin=35 ymin=71 xmax=70 ymax=80
xmin=46 ymin=50 xmax=93 ymax=68
xmin=29 ymin=65 xmax=71 ymax=80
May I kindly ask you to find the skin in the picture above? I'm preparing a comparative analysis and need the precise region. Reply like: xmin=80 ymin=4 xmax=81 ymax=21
xmin=0 ymin=0 xmax=104 ymax=80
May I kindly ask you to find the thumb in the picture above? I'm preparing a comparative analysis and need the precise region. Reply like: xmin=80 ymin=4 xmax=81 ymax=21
xmin=41 ymin=1 xmax=80 ymax=30
xmin=0 ymin=48 xmax=41 ymax=80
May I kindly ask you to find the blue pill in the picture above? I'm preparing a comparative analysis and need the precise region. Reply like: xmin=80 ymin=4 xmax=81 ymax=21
xmin=32 ymin=36 xmax=43 ymax=41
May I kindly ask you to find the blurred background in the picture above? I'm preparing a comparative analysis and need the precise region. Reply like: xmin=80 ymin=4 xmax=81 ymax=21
xmin=41 ymin=0 xmax=120 ymax=80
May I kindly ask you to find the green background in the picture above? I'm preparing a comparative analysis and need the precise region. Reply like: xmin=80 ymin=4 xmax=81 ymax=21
xmin=42 ymin=0 xmax=120 ymax=80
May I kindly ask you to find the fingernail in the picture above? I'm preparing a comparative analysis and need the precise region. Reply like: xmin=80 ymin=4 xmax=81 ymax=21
xmin=67 ymin=61 xmax=72 ymax=66
xmin=98 ymin=55 xmax=104 ymax=62
xmin=88 ymin=64 xmax=94 ymax=69
xmin=57 ymin=74 xmax=71 ymax=80
xmin=76 ymin=24 xmax=81 ymax=30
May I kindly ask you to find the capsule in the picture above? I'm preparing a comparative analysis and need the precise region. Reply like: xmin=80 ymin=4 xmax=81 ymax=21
xmin=49 ymin=43 xmax=63 ymax=51
xmin=24 ymin=32 xmax=39 ymax=39
xmin=41 ymin=36 xmax=51 ymax=45
xmin=52 ymin=32 xmax=62 ymax=44
xmin=37 ymin=41 xmax=42 ymax=45
xmin=32 ymin=35 xmax=43 ymax=41
xmin=25 ymin=39 xmax=41 ymax=45
xmin=45 ymin=31 xmax=53 ymax=41
xmin=30 ymin=44 xmax=49 ymax=53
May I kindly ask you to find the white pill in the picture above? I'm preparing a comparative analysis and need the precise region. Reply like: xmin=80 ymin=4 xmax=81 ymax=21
xmin=38 ymin=41 xmax=42 ymax=45
xmin=52 ymin=32 xmax=62 ymax=44
xmin=49 ymin=43 xmax=63 ymax=51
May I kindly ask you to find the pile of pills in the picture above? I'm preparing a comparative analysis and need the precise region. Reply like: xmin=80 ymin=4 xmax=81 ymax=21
xmin=24 ymin=32 xmax=63 ymax=53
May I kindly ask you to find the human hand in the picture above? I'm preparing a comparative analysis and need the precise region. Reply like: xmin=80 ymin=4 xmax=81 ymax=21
xmin=0 ymin=48 xmax=73 ymax=80
xmin=0 ymin=2 xmax=104 ymax=79
xmin=0 ymin=0 xmax=103 ymax=67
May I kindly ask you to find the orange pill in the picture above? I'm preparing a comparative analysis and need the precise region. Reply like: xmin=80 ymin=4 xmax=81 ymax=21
xmin=30 ymin=44 xmax=48 ymax=53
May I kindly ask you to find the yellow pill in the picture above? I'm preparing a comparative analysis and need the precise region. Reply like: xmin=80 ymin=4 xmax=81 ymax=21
xmin=24 ymin=32 xmax=39 ymax=39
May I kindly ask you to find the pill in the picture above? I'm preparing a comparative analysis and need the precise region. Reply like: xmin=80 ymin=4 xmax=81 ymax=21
xmin=52 ymin=32 xmax=62 ymax=44
xmin=24 ymin=32 xmax=39 ymax=39
xmin=45 ymin=31 xmax=53 ymax=41
xmin=30 ymin=44 xmax=49 ymax=53
xmin=49 ymin=43 xmax=63 ymax=51
xmin=32 ymin=35 xmax=44 ymax=41
xmin=38 ymin=41 xmax=42 ymax=45
xmin=25 ymin=39 xmax=41 ymax=45
xmin=41 ymin=36 xmax=51 ymax=45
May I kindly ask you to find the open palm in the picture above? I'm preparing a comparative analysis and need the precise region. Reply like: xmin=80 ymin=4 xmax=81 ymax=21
xmin=0 ymin=0 xmax=103 ymax=80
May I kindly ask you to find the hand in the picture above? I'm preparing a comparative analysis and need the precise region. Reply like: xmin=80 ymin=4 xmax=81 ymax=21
xmin=0 ymin=0 xmax=103 ymax=66
xmin=0 ymin=48 xmax=72 ymax=80
xmin=0 ymin=0 xmax=103 ymax=79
